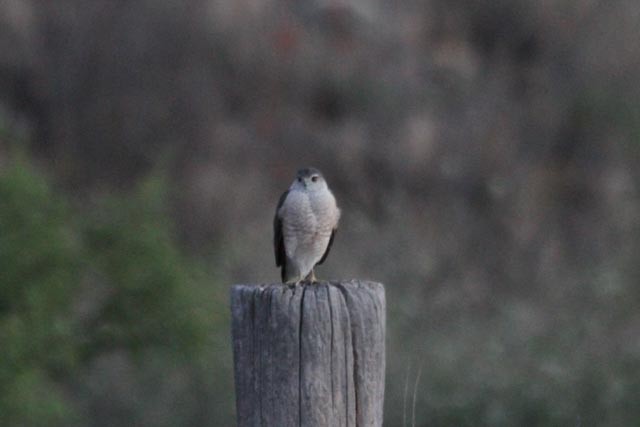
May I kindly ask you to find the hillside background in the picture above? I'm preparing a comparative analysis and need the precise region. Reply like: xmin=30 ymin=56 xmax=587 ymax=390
xmin=1 ymin=1 xmax=640 ymax=426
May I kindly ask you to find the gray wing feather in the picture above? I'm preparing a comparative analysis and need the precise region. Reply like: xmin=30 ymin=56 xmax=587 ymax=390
xmin=273 ymin=190 xmax=289 ymax=268
xmin=317 ymin=228 xmax=336 ymax=265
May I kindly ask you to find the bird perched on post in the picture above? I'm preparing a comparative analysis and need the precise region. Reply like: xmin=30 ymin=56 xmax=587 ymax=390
xmin=273 ymin=167 xmax=340 ymax=284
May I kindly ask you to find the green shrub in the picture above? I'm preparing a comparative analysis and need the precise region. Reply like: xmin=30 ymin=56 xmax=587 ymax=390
xmin=81 ymin=176 xmax=210 ymax=360
xmin=0 ymin=162 xmax=223 ymax=426
xmin=0 ymin=160 xmax=80 ymax=426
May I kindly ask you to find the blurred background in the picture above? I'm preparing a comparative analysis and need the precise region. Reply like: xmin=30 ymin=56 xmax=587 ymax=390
xmin=1 ymin=0 xmax=640 ymax=426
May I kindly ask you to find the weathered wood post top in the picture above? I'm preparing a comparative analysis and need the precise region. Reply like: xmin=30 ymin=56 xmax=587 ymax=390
xmin=231 ymin=280 xmax=386 ymax=427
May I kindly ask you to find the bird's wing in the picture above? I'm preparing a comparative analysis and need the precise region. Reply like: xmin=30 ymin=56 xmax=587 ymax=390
xmin=273 ymin=190 xmax=289 ymax=267
xmin=317 ymin=228 xmax=337 ymax=265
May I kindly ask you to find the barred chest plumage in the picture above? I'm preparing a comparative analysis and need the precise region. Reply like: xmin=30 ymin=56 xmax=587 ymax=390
xmin=274 ymin=167 xmax=340 ymax=283
xmin=279 ymin=187 xmax=339 ymax=274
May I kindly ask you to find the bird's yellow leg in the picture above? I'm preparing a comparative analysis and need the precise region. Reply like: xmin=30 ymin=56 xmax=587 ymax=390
xmin=304 ymin=269 xmax=317 ymax=283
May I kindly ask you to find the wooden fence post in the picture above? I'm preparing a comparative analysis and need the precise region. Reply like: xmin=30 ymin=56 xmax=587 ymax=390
xmin=231 ymin=280 xmax=386 ymax=427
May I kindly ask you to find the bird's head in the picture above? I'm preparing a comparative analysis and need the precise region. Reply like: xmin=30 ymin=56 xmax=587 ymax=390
xmin=291 ymin=167 xmax=327 ymax=192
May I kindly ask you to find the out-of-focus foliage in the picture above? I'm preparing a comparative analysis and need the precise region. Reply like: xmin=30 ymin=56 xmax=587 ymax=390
xmin=2 ymin=0 xmax=640 ymax=425
xmin=0 ymin=159 xmax=79 ymax=426
xmin=81 ymin=177 xmax=208 ymax=359
xmin=0 ymin=159 xmax=230 ymax=426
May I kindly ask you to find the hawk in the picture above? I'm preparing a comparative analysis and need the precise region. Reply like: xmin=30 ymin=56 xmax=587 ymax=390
xmin=273 ymin=168 xmax=340 ymax=284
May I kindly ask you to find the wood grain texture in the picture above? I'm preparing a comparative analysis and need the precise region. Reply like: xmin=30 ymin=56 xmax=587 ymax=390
xmin=231 ymin=280 xmax=385 ymax=427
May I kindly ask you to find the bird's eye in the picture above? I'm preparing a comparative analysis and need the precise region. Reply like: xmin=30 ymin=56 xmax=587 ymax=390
xmin=311 ymin=175 xmax=318 ymax=182
xmin=297 ymin=177 xmax=302 ymax=182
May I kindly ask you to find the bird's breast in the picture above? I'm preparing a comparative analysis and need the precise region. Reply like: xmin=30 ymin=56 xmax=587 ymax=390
xmin=280 ymin=189 xmax=338 ymax=253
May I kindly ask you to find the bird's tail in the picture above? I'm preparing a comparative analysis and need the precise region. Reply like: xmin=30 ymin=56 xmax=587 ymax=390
xmin=281 ymin=261 xmax=300 ymax=283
